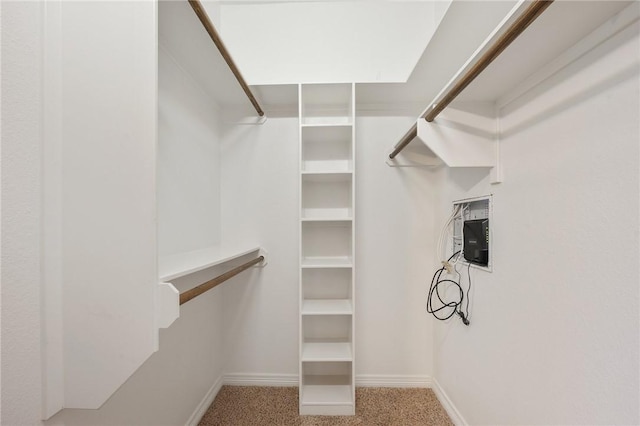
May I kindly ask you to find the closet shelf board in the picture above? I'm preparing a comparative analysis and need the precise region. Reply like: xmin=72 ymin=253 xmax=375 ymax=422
xmin=301 ymin=382 xmax=352 ymax=406
xmin=301 ymin=217 xmax=353 ymax=223
xmin=159 ymin=244 xmax=260 ymax=282
xmin=301 ymin=123 xmax=353 ymax=128
xmin=302 ymin=342 xmax=352 ymax=362
xmin=302 ymin=299 xmax=353 ymax=315
xmin=301 ymin=257 xmax=353 ymax=269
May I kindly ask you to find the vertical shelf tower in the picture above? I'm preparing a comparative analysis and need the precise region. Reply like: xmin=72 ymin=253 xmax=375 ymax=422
xmin=299 ymin=83 xmax=356 ymax=415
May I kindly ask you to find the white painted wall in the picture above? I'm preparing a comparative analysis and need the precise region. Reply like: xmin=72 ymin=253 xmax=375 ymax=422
xmin=433 ymin=17 xmax=640 ymax=425
xmin=219 ymin=111 xmax=437 ymax=383
xmin=1 ymin=2 xmax=45 ymax=424
xmin=355 ymin=115 xmax=437 ymax=382
xmin=2 ymin=2 xmax=228 ymax=423
xmin=157 ymin=43 xmax=222 ymax=256
xmin=46 ymin=266 xmax=227 ymax=426
xmin=220 ymin=116 xmax=300 ymax=380
xmin=58 ymin=1 xmax=157 ymax=409
xmin=46 ymin=28 xmax=229 ymax=426
xmin=217 ymin=1 xmax=439 ymax=84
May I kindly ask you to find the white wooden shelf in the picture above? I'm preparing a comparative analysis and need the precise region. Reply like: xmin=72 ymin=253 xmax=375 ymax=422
xmin=301 ymin=217 xmax=352 ymax=223
xmin=301 ymin=123 xmax=353 ymax=128
xmin=302 ymin=299 xmax=353 ymax=316
xmin=301 ymin=256 xmax=353 ymax=269
xmin=301 ymin=170 xmax=352 ymax=176
xmin=301 ymin=172 xmax=352 ymax=183
xmin=159 ymin=244 xmax=260 ymax=282
xmin=301 ymin=162 xmax=352 ymax=174
xmin=301 ymin=379 xmax=352 ymax=406
xmin=301 ymin=208 xmax=353 ymax=220
xmin=302 ymin=342 xmax=352 ymax=362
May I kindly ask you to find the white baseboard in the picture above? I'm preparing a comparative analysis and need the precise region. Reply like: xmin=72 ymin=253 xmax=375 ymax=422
xmin=223 ymin=373 xmax=298 ymax=387
xmin=356 ymin=374 xmax=431 ymax=388
xmin=223 ymin=373 xmax=431 ymax=388
xmin=185 ymin=375 xmax=223 ymax=426
xmin=431 ymin=378 xmax=468 ymax=426
xmin=187 ymin=374 xmax=463 ymax=425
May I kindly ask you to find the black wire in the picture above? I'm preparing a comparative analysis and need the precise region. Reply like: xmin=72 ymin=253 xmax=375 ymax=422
xmin=426 ymin=251 xmax=470 ymax=325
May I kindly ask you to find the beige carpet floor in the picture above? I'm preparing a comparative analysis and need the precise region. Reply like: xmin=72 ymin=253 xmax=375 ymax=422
xmin=199 ymin=386 xmax=454 ymax=425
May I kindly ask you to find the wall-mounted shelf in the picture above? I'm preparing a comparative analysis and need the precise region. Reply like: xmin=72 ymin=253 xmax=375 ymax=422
xmin=156 ymin=245 xmax=266 ymax=331
xmin=385 ymin=0 xmax=633 ymax=178
xmin=159 ymin=245 xmax=261 ymax=282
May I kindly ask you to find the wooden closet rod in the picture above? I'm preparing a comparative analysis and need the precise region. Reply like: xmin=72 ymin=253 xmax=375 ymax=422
xmin=188 ymin=0 xmax=265 ymax=117
xmin=180 ymin=255 xmax=264 ymax=305
xmin=423 ymin=0 xmax=553 ymax=122
xmin=389 ymin=123 xmax=417 ymax=160
xmin=389 ymin=0 xmax=554 ymax=159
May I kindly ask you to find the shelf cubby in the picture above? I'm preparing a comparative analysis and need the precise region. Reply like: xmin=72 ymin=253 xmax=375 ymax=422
xmin=301 ymin=84 xmax=353 ymax=126
xmin=301 ymin=125 xmax=353 ymax=173
xmin=302 ymin=315 xmax=352 ymax=357
xmin=301 ymin=174 xmax=352 ymax=220
xmin=302 ymin=268 xmax=351 ymax=299
xmin=300 ymin=363 xmax=353 ymax=415
xmin=301 ymin=222 xmax=352 ymax=260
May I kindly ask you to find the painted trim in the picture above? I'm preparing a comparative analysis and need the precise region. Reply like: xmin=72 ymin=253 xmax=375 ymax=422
xmin=222 ymin=373 xmax=431 ymax=388
xmin=356 ymin=374 xmax=431 ymax=388
xmin=185 ymin=375 xmax=224 ymax=426
xmin=224 ymin=373 xmax=298 ymax=387
xmin=431 ymin=378 xmax=468 ymax=426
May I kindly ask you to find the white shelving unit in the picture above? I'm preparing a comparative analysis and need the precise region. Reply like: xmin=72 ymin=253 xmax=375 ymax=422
xmin=299 ymin=83 xmax=356 ymax=415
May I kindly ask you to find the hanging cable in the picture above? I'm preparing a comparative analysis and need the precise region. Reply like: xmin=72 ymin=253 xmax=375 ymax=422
xmin=426 ymin=251 xmax=470 ymax=325
xmin=427 ymin=205 xmax=472 ymax=326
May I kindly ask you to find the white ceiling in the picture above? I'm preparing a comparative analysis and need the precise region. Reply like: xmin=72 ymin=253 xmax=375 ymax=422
xmin=216 ymin=1 xmax=445 ymax=85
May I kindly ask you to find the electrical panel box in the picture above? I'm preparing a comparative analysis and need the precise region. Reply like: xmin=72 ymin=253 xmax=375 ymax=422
xmin=453 ymin=195 xmax=492 ymax=271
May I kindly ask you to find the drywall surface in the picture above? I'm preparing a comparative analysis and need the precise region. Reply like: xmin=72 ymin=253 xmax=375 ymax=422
xmin=355 ymin=116 xmax=437 ymax=382
xmin=433 ymin=18 xmax=640 ymax=425
xmin=217 ymin=1 xmax=438 ymax=84
xmin=157 ymin=43 xmax=222 ymax=256
xmin=220 ymin=116 xmax=300 ymax=380
xmin=2 ymin=4 xmax=226 ymax=421
xmin=1 ymin=2 xmax=44 ymax=424
xmin=47 ymin=267 xmax=226 ymax=426
xmin=46 ymin=29 xmax=228 ymax=426
xmin=220 ymin=113 xmax=437 ymax=383
xmin=57 ymin=0 xmax=157 ymax=408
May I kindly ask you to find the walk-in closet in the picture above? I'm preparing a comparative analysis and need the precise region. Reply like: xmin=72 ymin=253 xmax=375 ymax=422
xmin=2 ymin=0 xmax=639 ymax=425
